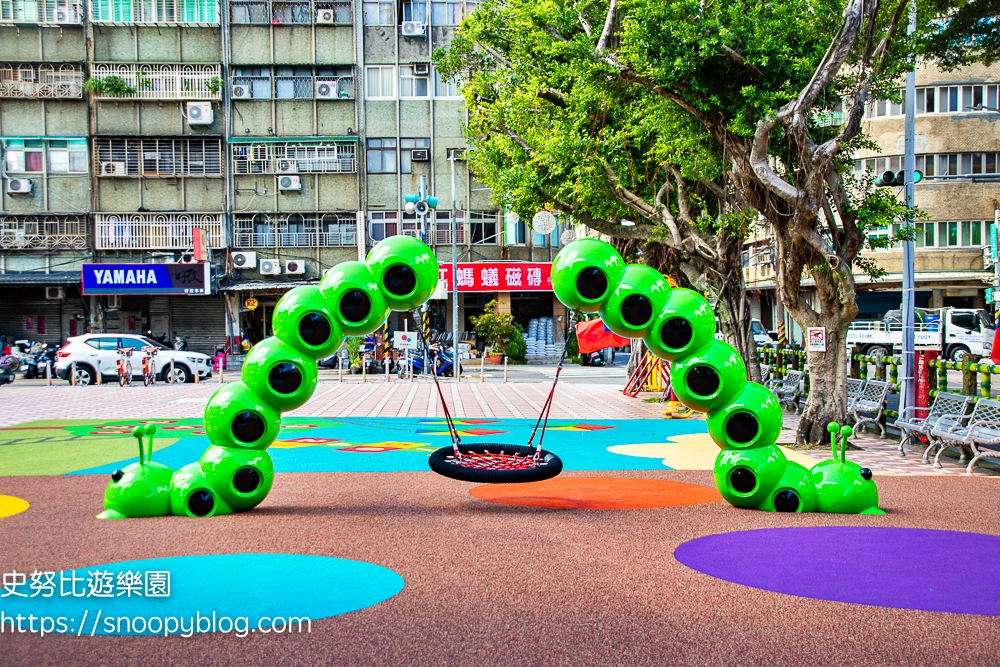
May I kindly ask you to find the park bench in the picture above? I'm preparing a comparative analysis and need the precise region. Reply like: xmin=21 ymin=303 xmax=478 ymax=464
xmin=847 ymin=378 xmax=865 ymax=412
xmin=760 ymin=364 xmax=771 ymax=385
xmin=894 ymin=392 xmax=973 ymax=458
xmin=928 ymin=397 xmax=1000 ymax=474
xmin=769 ymin=369 xmax=804 ymax=412
xmin=849 ymin=379 xmax=889 ymax=437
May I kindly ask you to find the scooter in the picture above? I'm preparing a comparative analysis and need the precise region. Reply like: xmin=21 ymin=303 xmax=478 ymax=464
xmin=581 ymin=351 xmax=606 ymax=367
xmin=173 ymin=335 xmax=189 ymax=351
xmin=399 ymin=343 xmax=463 ymax=378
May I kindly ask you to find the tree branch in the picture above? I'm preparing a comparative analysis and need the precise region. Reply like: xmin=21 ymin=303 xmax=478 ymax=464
xmin=596 ymin=0 xmax=617 ymax=51
xmin=719 ymin=45 xmax=762 ymax=76
xmin=536 ymin=88 xmax=568 ymax=108
xmin=501 ymin=126 xmax=534 ymax=154
xmin=604 ymin=163 xmax=660 ymax=221
xmin=577 ymin=11 xmax=592 ymax=37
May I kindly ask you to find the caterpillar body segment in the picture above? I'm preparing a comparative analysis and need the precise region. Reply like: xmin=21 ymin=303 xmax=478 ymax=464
xmin=98 ymin=236 xmax=439 ymax=519
xmin=549 ymin=238 xmax=881 ymax=515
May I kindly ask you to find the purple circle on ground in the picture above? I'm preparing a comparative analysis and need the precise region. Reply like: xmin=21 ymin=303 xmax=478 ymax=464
xmin=675 ymin=527 xmax=1000 ymax=616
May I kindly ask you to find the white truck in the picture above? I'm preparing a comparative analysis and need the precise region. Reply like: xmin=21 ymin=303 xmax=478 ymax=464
xmin=846 ymin=307 xmax=994 ymax=362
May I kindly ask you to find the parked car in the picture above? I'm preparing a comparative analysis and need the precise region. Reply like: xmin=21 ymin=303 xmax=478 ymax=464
xmin=53 ymin=334 xmax=212 ymax=385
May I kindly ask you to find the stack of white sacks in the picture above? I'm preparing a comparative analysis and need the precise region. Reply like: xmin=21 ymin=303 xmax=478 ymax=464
xmin=523 ymin=318 xmax=558 ymax=357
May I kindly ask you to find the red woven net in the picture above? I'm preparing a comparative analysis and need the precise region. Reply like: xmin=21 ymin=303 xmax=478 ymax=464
xmin=444 ymin=450 xmax=541 ymax=470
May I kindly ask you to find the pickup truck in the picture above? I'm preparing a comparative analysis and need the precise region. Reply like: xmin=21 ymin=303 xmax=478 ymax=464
xmin=845 ymin=307 xmax=993 ymax=362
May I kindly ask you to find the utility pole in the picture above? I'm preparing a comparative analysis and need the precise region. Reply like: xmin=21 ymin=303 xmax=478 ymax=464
xmin=449 ymin=150 xmax=460 ymax=382
xmin=899 ymin=1 xmax=917 ymax=423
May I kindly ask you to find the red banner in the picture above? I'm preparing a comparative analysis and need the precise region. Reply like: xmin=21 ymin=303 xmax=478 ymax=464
xmin=576 ymin=318 xmax=629 ymax=353
xmin=438 ymin=262 xmax=552 ymax=292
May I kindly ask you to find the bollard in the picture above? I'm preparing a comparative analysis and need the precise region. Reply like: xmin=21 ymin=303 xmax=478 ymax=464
xmin=362 ymin=354 xmax=367 ymax=383
xmin=169 ymin=358 xmax=175 ymax=384
xmin=194 ymin=363 xmax=200 ymax=384
xmin=46 ymin=361 xmax=52 ymax=387
xmin=96 ymin=359 xmax=102 ymax=385
xmin=503 ymin=356 xmax=508 ymax=383
xmin=480 ymin=353 xmax=485 ymax=383
xmin=219 ymin=362 xmax=224 ymax=384
xmin=937 ymin=358 xmax=948 ymax=394
xmin=339 ymin=355 xmax=344 ymax=382
xmin=70 ymin=361 xmax=77 ymax=386
xmin=385 ymin=357 xmax=390 ymax=383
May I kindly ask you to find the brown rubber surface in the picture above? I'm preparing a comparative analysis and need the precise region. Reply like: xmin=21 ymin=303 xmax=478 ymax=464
xmin=2 ymin=471 xmax=1000 ymax=667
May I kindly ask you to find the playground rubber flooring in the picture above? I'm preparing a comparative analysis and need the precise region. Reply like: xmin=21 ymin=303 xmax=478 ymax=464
xmin=2 ymin=386 xmax=1000 ymax=666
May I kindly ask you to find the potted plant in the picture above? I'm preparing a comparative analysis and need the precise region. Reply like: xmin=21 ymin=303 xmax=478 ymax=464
xmin=470 ymin=300 xmax=516 ymax=364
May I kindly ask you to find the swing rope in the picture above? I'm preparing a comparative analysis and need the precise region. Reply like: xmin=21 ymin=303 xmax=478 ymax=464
xmin=415 ymin=310 xmax=463 ymax=457
xmin=526 ymin=311 xmax=574 ymax=459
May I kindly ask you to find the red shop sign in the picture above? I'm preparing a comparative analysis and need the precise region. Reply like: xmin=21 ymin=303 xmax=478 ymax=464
xmin=438 ymin=262 xmax=552 ymax=292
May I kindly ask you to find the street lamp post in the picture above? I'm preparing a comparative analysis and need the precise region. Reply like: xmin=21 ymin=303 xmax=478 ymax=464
xmin=899 ymin=2 xmax=917 ymax=426
xmin=449 ymin=150 xmax=460 ymax=382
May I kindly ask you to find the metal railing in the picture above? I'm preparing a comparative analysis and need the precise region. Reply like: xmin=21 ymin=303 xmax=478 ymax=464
xmin=0 ymin=215 xmax=87 ymax=249
xmin=94 ymin=138 xmax=224 ymax=177
xmin=0 ymin=64 xmax=83 ymax=98
xmin=0 ymin=0 xmax=82 ymax=24
xmin=433 ymin=219 xmax=467 ymax=245
xmin=231 ymin=74 xmax=354 ymax=100
xmin=90 ymin=0 xmax=219 ymax=24
xmin=231 ymin=142 xmax=357 ymax=174
xmin=230 ymin=0 xmax=351 ymax=24
xmin=95 ymin=212 xmax=225 ymax=250
xmin=89 ymin=64 xmax=222 ymax=101
xmin=233 ymin=212 xmax=358 ymax=248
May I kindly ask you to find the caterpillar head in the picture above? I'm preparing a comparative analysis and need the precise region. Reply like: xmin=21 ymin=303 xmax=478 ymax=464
xmin=98 ymin=460 xmax=173 ymax=519
xmin=811 ymin=459 xmax=882 ymax=514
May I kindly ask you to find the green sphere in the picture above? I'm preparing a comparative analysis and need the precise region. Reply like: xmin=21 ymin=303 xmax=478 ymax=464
xmin=600 ymin=264 xmax=671 ymax=339
xmin=670 ymin=340 xmax=747 ymax=413
xmin=272 ymin=285 xmax=344 ymax=359
xmin=169 ymin=462 xmax=232 ymax=518
xmin=550 ymin=238 xmax=627 ymax=312
xmin=366 ymin=235 xmax=439 ymax=311
xmin=757 ymin=461 xmax=817 ymax=513
xmin=241 ymin=337 xmax=318 ymax=412
xmin=319 ymin=261 xmax=390 ymax=336
xmin=204 ymin=381 xmax=281 ymax=450
xmin=199 ymin=445 xmax=274 ymax=513
xmin=706 ymin=383 xmax=783 ymax=450
xmin=713 ymin=445 xmax=787 ymax=508
xmin=811 ymin=459 xmax=881 ymax=514
xmin=101 ymin=461 xmax=173 ymax=519
xmin=645 ymin=289 xmax=716 ymax=361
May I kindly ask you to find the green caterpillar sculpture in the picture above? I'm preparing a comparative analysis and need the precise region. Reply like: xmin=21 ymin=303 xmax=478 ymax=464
xmin=550 ymin=238 xmax=882 ymax=514
xmin=98 ymin=236 xmax=440 ymax=519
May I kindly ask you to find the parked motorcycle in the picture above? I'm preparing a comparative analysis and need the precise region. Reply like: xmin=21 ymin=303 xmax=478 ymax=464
xmin=173 ymin=335 xmax=189 ymax=351
xmin=398 ymin=343 xmax=463 ymax=378
xmin=581 ymin=351 xmax=606 ymax=367
xmin=0 ymin=363 xmax=12 ymax=386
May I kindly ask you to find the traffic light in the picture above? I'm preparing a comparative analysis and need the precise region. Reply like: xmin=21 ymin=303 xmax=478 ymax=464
xmin=875 ymin=170 xmax=923 ymax=186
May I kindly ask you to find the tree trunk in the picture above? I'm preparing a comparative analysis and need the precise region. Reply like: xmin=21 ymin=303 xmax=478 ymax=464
xmin=795 ymin=324 xmax=850 ymax=446
xmin=705 ymin=234 xmax=761 ymax=382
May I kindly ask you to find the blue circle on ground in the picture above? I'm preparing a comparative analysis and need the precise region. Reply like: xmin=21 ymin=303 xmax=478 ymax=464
xmin=2 ymin=553 xmax=404 ymax=636
xmin=675 ymin=527 xmax=1000 ymax=616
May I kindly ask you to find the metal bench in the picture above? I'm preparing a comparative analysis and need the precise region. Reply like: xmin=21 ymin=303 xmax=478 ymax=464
xmin=847 ymin=378 xmax=865 ymax=412
xmin=770 ymin=370 xmax=804 ymax=412
xmin=849 ymin=379 xmax=889 ymax=437
xmin=760 ymin=364 xmax=771 ymax=385
xmin=929 ymin=397 xmax=1000 ymax=473
xmin=894 ymin=392 xmax=973 ymax=457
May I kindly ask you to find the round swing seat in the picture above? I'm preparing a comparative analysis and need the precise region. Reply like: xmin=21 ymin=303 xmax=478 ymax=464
xmin=428 ymin=443 xmax=563 ymax=484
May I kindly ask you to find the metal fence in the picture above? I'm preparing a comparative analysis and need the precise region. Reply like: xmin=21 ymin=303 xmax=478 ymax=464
xmin=0 ymin=64 xmax=83 ymax=98
xmin=0 ymin=0 xmax=82 ymax=24
xmin=95 ymin=212 xmax=225 ymax=250
xmin=0 ymin=215 xmax=87 ymax=249
xmin=89 ymin=64 xmax=221 ymax=100
xmin=233 ymin=212 xmax=358 ymax=248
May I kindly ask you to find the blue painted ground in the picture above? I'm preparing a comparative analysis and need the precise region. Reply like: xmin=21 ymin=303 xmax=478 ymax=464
xmin=0 ymin=554 xmax=405 ymax=636
xmin=69 ymin=418 xmax=706 ymax=475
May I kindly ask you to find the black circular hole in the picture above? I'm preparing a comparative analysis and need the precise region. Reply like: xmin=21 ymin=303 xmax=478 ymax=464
xmin=729 ymin=467 xmax=756 ymax=494
xmin=773 ymin=489 xmax=800 ymax=512
xmin=268 ymin=362 xmax=302 ymax=395
xmin=860 ymin=467 xmax=873 ymax=481
xmin=621 ymin=294 xmax=653 ymax=327
xmin=187 ymin=490 xmax=214 ymax=516
xmin=687 ymin=365 xmax=720 ymax=397
xmin=576 ymin=267 xmax=608 ymax=300
xmin=725 ymin=412 xmax=760 ymax=444
xmin=111 ymin=470 xmax=124 ymax=483
xmin=339 ymin=289 xmax=371 ymax=323
xmin=231 ymin=411 xmax=266 ymax=444
xmin=232 ymin=467 xmax=261 ymax=494
xmin=298 ymin=312 xmax=331 ymax=347
xmin=383 ymin=264 xmax=417 ymax=297
xmin=660 ymin=317 xmax=693 ymax=350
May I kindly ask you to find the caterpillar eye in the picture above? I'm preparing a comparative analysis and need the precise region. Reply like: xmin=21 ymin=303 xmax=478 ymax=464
xmin=232 ymin=411 xmax=266 ymax=444
xmin=860 ymin=468 xmax=873 ymax=481
xmin=339 ymin=289 xmax=372 ymax=323
xmin=187 ymin=490 xmax=214 ymax=517
xmin=298 ymin=312 xmax=332 ymax=347
xmin=729 ymin=467 xmax=757 ymax=494
xmin=111 ymin=470 xmax=124 ymax=483
xmin=233 ymin=467 xmax=262 ymax=494
xmin=773 ymin=490 xmax=800 ymax=512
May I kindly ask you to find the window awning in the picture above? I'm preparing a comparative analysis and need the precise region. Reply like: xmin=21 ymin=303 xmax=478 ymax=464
xmin=0 ymin=271 xmax=81 ymax=285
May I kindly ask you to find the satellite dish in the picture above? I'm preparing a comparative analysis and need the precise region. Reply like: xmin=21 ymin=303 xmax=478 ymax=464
xmin=560 ymin=228 xmax=576 ymax=245
xmin=532 ymin=210 xmax=557 ymax=235
xmin=504 ymin=211 xmax=520 ymax=227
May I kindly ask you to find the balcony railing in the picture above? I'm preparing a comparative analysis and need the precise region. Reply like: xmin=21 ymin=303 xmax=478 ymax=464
xmin=233 ymin=212 xmax=358 ymax=248
xmin=95 ymin=212 xmax=225 ymax=250
xmin=0 ymin=0 xmax=82 ymax=24
xmin=0 ymin=64 xmax=83 ymax=98
xmin=231 ymin=74 xmax=354 ymax=100
xmin=230 ymin=0 xmax=351 ymax=24
xmin=90 ymin=0 xmax=219 ymax=25
xmin=433 ymin=219 xmax=467 ymax=245
xmin=89 ymin=64 xmax=221 ymax=101
xmin=231 ymin=141 xmax=356 ymax=174
xmin=0 ymin=215 xmax=87 ymax=249
xmin=94 ymin=138 xmax=223 ymax=177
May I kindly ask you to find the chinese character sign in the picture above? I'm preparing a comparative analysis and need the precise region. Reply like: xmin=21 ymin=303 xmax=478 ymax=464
xmin=438 ymin=263 xmax=552 ymax=292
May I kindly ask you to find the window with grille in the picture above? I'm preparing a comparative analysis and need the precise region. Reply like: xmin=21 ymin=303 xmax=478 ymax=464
xmin=365 ymin=65 xmax=395 ymax=98
xmin=366 ymin=138 xmax=396 ymax=173
xmin=469 ymin=211 xmax=498 ymax=244
xmin=434 ymin=210 xmax=465 ymax=244
xmin=91 ymin=0 xmax=217 ymax=23
xmin=94 ymin=138 xmax=222 ymax=177
xmin=231 ymin=66 xmax=272 ymax=99
xmin=231 ymin=142 xmax=357 ymax=174
xmin=274 ymin=66 xmax=313 ymax=99
xmin=368 ymin=211 xmax=398 ymax=241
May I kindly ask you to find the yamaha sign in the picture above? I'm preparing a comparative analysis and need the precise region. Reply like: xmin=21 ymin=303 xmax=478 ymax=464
xmin=82 ymin=263 xmax=211 ymax=296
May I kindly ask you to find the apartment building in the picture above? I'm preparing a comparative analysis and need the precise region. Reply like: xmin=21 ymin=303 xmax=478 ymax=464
xmin=745 ymin=60 xmax=1000 ymax=332
xmin=0 ymin=0 xmax=568 ymax=356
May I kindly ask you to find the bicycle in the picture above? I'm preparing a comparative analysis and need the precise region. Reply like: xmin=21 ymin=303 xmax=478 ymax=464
xmin=115 ymin=347 xmax=134 ymax=387
xmin=140 ymin=346 xmax=158 ymax=386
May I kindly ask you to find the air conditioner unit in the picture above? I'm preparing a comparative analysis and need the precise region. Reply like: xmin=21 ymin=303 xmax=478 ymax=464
xmin=276 ymin=159 xmax=298 ymax=173
xmin=315 ymin=80 xmax=337 ymax=99
xmin=259 ymin=258 xmax=281 ymax=275
xmin=231 ymin=84 xmax=250 ymax=99
xmin=315 ymin=7 xmax=335 ymax=23
xmin=401 ymin=21 xmax=425 ymax=37
xmin=285 ymin=260 xmax=306 ymax=275
xmin=107 ymin=295 xmax=122 ymax=310
xmin=100 ymin=161 xmax=126 ymax=176
xmin=45 ymin=286 xmax=65 ymax=300
xmin=231 ymin=251 xmax=257 ymax=269
xmin=54 ymin=0 xmax=74 ymax=22
xmin=6 ymin=178 xmax=32 ymax=194
xmin=412 ymin=62 xmax=430 ymax=75
xmin=186 ymin=101 xmax=213 ymax=125
xmin=278 ymin=175 xmax=302 ymax=191
xmin=410 ymin=149 xmax=429 ymax=162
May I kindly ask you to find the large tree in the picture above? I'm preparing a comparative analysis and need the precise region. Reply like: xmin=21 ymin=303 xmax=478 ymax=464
xmin=440 ymin=0 xmax=919 ymax=444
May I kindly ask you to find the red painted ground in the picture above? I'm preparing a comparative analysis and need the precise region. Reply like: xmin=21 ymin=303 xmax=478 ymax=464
xmin=469 ymin=477 xmax=722 ymax=509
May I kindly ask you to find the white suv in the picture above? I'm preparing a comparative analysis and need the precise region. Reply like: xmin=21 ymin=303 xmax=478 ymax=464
xmin=54 ymin=334 xmax=212 ymax=385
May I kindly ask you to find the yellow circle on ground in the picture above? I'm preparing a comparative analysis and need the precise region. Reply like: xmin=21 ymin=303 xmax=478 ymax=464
xmin=0 ymin=495 xmax=29 ymax=519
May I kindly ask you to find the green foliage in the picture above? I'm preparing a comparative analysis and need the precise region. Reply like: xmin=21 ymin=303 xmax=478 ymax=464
xmin=206 ymin=76 xmax=223 ymax=95
xmin=345 ymin=336 xmax=362 ymax=364
xmin=505 ymin=325 xmax=527 ymax=360
xmin=918 ymin=0 xmax=1000 ymax=69
xmin=85 ymin=76 xmax=137 ymax=97
xmin=470 ymin=300 xmax=518 ymax=353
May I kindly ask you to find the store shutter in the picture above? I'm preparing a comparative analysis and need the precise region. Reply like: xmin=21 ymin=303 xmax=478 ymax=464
xmin=0 ymin=288 xmax=65 ymax=346
xmin=170 ymin=295 xmax=226 ymax=355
